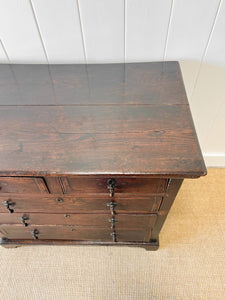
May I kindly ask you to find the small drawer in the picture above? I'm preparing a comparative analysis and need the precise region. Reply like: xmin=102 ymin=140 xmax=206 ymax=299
xmin=0 ymin=177 xmax=49 ymax=194
xmin=0 ymin=194 xmax=162 ymax=213
xmin=0 ymin=213 xmax=157 ymax=229
xmin=0 ymin=224 xmax=153 ymax=242
xmin=60 ymin=176 xmax=168 ymax=194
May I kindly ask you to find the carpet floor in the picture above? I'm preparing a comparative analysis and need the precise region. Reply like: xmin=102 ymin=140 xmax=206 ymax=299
xmin=0 ymin=168 xmax=224 ymax=300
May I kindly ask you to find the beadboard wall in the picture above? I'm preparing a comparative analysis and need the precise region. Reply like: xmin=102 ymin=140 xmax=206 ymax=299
xmin=0 ymin=0 xmax=224 ymax=166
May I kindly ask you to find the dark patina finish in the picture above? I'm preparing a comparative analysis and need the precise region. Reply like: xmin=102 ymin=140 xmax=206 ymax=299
xmin=0 ymin=62 xmax=206 ymax=249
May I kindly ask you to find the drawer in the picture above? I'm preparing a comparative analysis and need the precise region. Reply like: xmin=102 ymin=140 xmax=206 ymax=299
xmin=60 ymin=176 xmax=167 ymax=194
xmin=0 ymin=194 xmax=162 ymax=213
xmin=0 ymin=177 xmax=49 ymax=194
xmin=0 ymin=225 xmax=152 ymax=242
xmin=0 ymin=213 xmax=157 ymax=228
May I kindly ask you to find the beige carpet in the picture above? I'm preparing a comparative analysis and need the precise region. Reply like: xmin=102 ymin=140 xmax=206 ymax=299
xmin=0 ymin=168 xmax=224 ymax=300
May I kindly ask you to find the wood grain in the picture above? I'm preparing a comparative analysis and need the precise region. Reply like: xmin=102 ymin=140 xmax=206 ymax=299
xmin=0 ymin=213 xmax=157 ymax=228
xmin=151 ymin=179 xmax=183 ymax=240
xmin=61 ymin=177 xmax=167 ymax=194
xmin=0 ymin=61 xmax=206 ymax=249
xmin=0 ymin=62 xmax=206 ymax=176
xmin=0 ymin=194 xmax=162 ymax=213
xmin=0 ymin=177 xmax=49 ymax=194
xmin=0 ymin=224 xmax=152 ymax=242
xmin=0 ymin=62 xmax=188 ymax=105
xmin=0 ymin=238 xmax=159 ymax=250
xmin=0 ymin=105 xmax=195 ymax=134
xmin=0 ymin=130 xmax=206 ymax=176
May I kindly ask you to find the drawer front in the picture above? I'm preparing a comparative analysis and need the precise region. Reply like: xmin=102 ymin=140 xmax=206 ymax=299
xmin=0 ymin=177 xmax=49 ymax=194
xmin=0 ymin=194 xmax=162 ymax=213
xmin=61 ymin=177 xmax=167 ymax=194
xmin=0 ymin=213 xmax=157 ymax=228
xmin=0 ymin=225 xmax=152 ymax=242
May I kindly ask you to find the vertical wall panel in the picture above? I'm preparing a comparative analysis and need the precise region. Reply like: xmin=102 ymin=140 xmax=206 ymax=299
xmin=31 ymin=0 xmax=85 ymax=63
xmin=190 ymin=64 xmax=225 ymax=149
xmin=179 ymin=61 xmax=201 ymax=99
xmin=202 ymin=0 xmax=225 ymax=67
xmin=78 ymin=0 xmax=124 ymax=63
xmin=165 ymin=0 xmax=220 ymax=96
xmin=0 ymin=41 xmax=9 ymax=63
xmin=126 ymin=0 xmax=172 ymax=62
xmin=191 ymin=0 xmax=225 ymax=157
xmin=204 ymin=100 xmax=225 ymax=154
xmin=0 ymin=0 xmax=46 ymax=63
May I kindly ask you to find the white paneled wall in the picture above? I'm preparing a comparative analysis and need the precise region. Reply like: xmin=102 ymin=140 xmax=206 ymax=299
xmin=125 ymin=0 xmax=172 ymax=61
xmin=202 ymin=0 xmax=225 ymax=163
xmin=165 ymin=0 xmax=220 ymax=96
xmin=31 ymin=0 xmax=85 ymax=63
xmin=0 ymin=0 xmax=47 ymax=63
xmin=0 ymin=0 xmax=224 ymax=166
xmin=78 ymin=0 xmax=124 ymax=62
xmin=0 ymin=40 xmax=9 ymax=62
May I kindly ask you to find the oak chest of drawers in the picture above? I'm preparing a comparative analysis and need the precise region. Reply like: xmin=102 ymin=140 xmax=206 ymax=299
xmin=0 ymin=62 xmax=206 ymax=250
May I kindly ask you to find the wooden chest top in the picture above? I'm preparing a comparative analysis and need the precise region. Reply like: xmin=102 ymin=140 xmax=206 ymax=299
xmin=0 ymin=62 xmax=206 ymax=177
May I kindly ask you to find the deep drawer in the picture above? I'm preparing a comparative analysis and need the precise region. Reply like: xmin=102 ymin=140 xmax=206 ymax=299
xmin=0 ymin=177 xmax=49 ymax=194
xmin=0 ymin=194 xmax=162 ymax=213
xmin=0 ymin=225 xmax=152 ymax=242
xmin=0 ymin=213 xmax=157 ymax=228
xmin=60 ymin=177 xmax=167 ymax=194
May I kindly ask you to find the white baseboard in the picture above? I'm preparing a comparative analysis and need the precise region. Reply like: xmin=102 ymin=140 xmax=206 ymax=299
xmin=203 ymin=153 xmax=225 ymax=167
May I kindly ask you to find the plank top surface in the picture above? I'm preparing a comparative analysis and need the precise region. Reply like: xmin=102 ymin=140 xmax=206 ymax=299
xmin=0 ymin=62 xmax=206 ymax=177
xmin=0 ymin=61 xmax=187 ymax=106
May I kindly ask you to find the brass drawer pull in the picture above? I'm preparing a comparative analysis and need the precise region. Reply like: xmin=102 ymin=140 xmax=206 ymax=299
xmin=107 ymin=178 xmax=116 ymax=197
xmin=20 ymin=215 xmax=29 ymax=227
xmin=31 ymin=229 xmax=39 ymax=240
xmin=110 ymin=231 xmax=117 ymax=242
xmin=107 ymin=201 xmax=117 ymax=215
xmin=2 ymin=200 xmax=15 ymax=213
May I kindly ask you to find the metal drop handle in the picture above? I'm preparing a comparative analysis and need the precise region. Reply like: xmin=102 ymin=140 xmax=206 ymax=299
xmin=108 ymin=217 xmax=118 ymax=229
xmin=2 ymin=200 xmax=14 ymax=213
xmin=20 ymin=215 xmax=29 ymax=227
xmin=31 ymin=229 xmax=39 ymax=240
xmin=110 ymin=231 xmax=117 ymax=242
xmin=107 ymin=201 xmax=117 ymax=215
xmin=107 ymin=201 xmax=117 ymax=216
xmin=107 ymin=178 xmax=116 ymax=197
